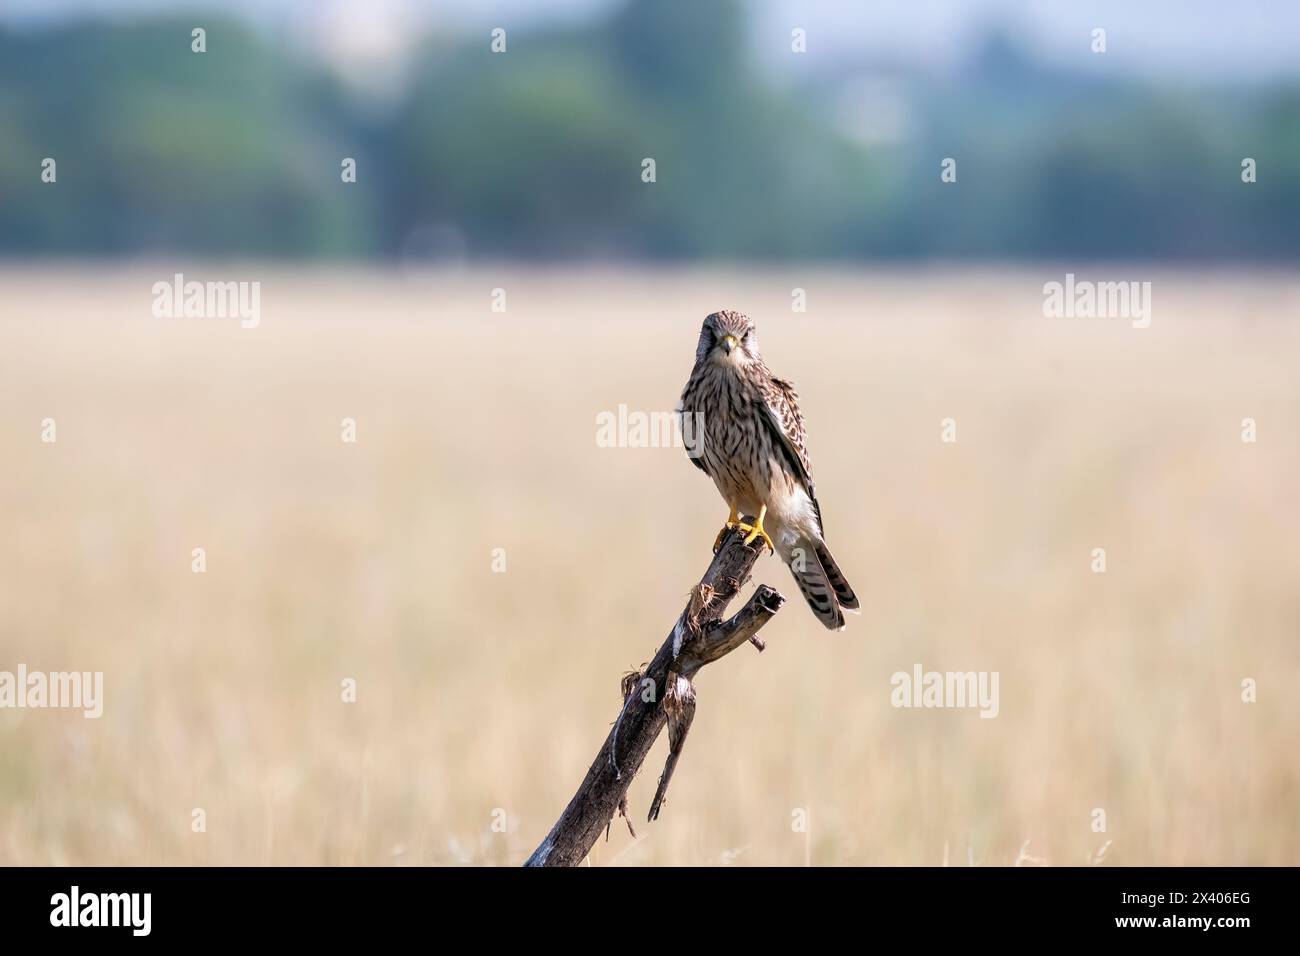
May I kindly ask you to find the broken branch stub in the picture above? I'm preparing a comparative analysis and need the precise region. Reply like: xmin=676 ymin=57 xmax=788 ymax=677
xmin=524 ymin=527 xmax=785 ymax=867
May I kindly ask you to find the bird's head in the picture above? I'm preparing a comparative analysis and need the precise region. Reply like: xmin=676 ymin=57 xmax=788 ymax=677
xmin=697 ymin=310 xmax=760 ymax=369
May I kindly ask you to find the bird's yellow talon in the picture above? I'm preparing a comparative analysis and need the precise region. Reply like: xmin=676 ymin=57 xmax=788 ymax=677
xmin=713 ymin=504 xmax=743 ymax=552
xmin=741 ymin=505 xmax=775 ymax=554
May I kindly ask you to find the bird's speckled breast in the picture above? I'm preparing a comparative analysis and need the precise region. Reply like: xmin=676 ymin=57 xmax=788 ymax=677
xmin=681 ymin=361 xmax=777 ymax=514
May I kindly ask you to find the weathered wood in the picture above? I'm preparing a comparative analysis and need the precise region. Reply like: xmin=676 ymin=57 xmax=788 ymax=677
xmin=524 ymin=527 xmax=785 ymax=867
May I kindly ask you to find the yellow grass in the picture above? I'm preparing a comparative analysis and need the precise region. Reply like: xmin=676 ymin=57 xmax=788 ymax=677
xmin=1 ymin=265 xmax=1297 ymax=865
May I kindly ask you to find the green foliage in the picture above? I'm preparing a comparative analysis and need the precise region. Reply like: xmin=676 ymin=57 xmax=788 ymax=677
xmin=1 ymin=2 xmax=1296 ymax=260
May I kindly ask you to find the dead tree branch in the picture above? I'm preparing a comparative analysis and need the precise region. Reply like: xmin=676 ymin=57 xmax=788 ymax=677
xmin=523 ymin=527 xmax=785 ymax=867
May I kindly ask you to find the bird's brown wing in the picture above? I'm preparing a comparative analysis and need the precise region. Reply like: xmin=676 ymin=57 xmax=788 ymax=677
xmin=756 ymin=375 xmax=816 ymax=502
xmin=676 ymin=396 xmax=708 ymax=474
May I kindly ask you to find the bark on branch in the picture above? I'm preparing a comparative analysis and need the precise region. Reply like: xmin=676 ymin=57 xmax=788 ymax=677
xmin=524 ymin=527 xmax=785 ymax=867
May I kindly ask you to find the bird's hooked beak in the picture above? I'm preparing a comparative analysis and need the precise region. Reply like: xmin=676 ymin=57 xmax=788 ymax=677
xmin=721 ymin=334 xmax=738 ymax=355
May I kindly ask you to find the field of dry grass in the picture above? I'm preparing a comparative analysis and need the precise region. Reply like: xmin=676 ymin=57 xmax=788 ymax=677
xmin=1 ymin=265 xmax=1297 ymax=865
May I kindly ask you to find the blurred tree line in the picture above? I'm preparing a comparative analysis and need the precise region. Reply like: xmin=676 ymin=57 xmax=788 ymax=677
xmin=1 ymin=0 xmax=1297 ymax=260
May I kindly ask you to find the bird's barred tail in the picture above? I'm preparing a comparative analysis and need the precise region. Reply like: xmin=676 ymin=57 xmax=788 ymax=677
xmin=813 ymin=540 xmax=859 ymax=611
xmin=789 ymin=537 xmax=848 ymax=631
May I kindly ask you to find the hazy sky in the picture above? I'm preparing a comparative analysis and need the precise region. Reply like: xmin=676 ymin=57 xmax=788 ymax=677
xmin=4 ymin=0 xmax=1298 ymax=82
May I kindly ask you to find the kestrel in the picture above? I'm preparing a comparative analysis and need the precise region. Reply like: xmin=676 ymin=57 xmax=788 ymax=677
xmin=678 ymin=310 xmax=858 ymax=630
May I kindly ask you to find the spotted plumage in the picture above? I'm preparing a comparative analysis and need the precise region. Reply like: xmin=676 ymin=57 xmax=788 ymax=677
xmin=678 ymin=310 xmax=858 ymax=630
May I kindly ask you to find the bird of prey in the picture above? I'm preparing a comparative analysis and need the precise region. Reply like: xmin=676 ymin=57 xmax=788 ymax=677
xmin=678 ymin=310 xmax=858 ymax=630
